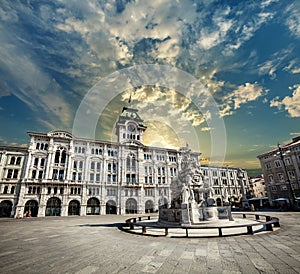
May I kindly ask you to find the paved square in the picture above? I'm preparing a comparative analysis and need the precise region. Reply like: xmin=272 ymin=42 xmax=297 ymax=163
xmin=0 ymin=212 xmax=300 ymax=273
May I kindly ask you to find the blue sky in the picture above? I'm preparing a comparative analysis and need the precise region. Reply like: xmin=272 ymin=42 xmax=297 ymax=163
xmin=0 ymin=0 xmax=300 ymax=169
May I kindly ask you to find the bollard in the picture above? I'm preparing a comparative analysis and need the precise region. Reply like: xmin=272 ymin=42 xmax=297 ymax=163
xmin=218 ymin=228 xmax=223 ymax=237
xmin=165 ymin=228 xmax=168 ymax=236
xmin=247 ymin=226 xmax=253 ymax=234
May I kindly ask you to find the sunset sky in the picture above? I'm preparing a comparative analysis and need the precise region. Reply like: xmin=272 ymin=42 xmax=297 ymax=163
xmin=1 ymin=0 xmax=300 ymax=169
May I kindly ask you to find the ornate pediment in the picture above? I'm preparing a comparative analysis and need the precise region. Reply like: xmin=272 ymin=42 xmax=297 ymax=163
xmin=47 ymin=130 xmax=73 ymax=139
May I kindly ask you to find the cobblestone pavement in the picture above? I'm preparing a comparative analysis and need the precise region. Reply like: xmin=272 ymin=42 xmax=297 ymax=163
xmin=0 ymin=211 xmax=300 ymax=274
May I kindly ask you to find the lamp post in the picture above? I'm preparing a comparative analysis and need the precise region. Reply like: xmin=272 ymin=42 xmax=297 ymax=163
xmin=237 ymin=168 xmax=249 ymax=209
xmin=276 ymin=143 xmax=296 ymax=207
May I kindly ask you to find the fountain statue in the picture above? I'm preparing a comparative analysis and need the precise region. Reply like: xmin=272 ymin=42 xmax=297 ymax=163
xmin=159 ymin=146 xmax=233 ymax=225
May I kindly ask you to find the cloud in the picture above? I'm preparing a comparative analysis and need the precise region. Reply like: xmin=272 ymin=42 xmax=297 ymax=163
xmin=284 ymin=60 xmax=300 ymax=74
xmin=285 ymin=3 xmax=300 ymax=37
xmin=270 ymin=84 xmax=300 ymax=117
xmin=218 ymin=82 xmax=267 ymax=116
xmin=258 ymin=48 xmax=293 ymax=79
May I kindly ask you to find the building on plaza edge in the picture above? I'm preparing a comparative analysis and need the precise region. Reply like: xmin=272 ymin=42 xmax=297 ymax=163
xmin=0 ymin=107 xmax=249 ymax=218
xmin=257 ymin=136 xmax=300 ymax=206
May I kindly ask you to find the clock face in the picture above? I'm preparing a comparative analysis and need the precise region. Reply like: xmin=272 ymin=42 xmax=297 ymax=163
xmin=127 ymin=124 xmax=136 ymax=132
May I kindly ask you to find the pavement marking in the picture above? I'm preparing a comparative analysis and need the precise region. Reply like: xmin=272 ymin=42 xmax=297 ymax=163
xmin=47 ymin=234 xmax=60 ymax=238
xmin=291 ymin=254 xmax=300 ymax=262
xmin=158 ymin=249 xmax=173 ymax=257
xmin=249 ymin=257 xmax=276 ymax=272
xmin=0 ymin=250 xmax=17 ymax=257
xmin=137 ymin=255 xmax=155 ymax=264
xmin=75 ymin=266 xmax=99 ymax=274
xmin=23 ymin=237 xmax=38 ymax=242
xmin=195 ymin=248 xmax=207 ymax=257
xmin=142 ymin=262 xmax=163 ymax=273
xmin=222 ymin=271 xmax=242 ymax=274
xmin=181 ymin=251 xmax=194 ymax=260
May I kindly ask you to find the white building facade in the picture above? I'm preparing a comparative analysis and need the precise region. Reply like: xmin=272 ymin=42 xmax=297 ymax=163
xmin=0 ymin=107 xmax=249 ymax=217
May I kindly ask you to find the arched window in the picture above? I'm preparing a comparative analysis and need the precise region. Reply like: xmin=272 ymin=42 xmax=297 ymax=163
xmin=33 ymin=186 xmax=36 ymax=194
xmin=61 ymin=150 xmax=66 ymax=164
xmin=31 ymin=170 xmax=36 ymax=179
xmin=44 ymin=144 xmax=48 ymax=150
xmin=10 ymin=157 xmax=15 ymax=165
xmin=16 ymin=157 xmax=21 ymax=165
xmin=108 ymin=163 xmax=112 ymax=171
xmin=34 ymin=158 xmax=39 ymax=166
xmin=10 ymin=186 xmax=15 ymax=194
xmin=54 ymin=150 xmax=60 ymax=163
xmin=28 ymin=186 xmax=32 ymax=194
xmin=36 ymin=143 xmax=40 ymax=150
xmin=40 ymin=143 xmax=44 ymax=150
xmin=3 ymin=186 xmax=8 ymax=194
xmin=40 ymin=158 xmax=45 ymax=167
xmin=91 ymin=148 xmax=95 ymax=154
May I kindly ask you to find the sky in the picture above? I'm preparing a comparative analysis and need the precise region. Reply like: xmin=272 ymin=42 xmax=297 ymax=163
xmin=0 ymin=0 xmax=300 ymax=170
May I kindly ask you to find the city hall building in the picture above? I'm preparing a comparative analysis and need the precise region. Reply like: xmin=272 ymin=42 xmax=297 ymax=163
xmin=0 ymin=107 xmax=249 ymax=218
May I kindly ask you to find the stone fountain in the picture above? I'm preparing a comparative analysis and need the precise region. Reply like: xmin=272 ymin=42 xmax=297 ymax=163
xmin=159 ymin=147 xmax=233 ymax=225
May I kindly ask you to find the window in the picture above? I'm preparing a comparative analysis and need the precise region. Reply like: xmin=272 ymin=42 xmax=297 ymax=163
xmin=274 ymin=160 xmax=281 ymax=168
xmin=7 ymin=169 xmax=13 ymax=179
xmin=268 ymin=174 xmax=274 ymax=182
xmin=10 ymin=186 xmax=15 ymax=194
xmin=265 ymin=162 xmax=271 ymax=169
xmin=271 ymin=186 xmax=277 ymax=192
xmin=34 ymin=158 xmax=39 ymax=166
xmin=38 ymin=170 xmax=43 ymax=179
xmin=10 ymin=157 xmax=16 ymax=165
xmin=59 ymin=170 xmax=64 ymax=180
xmin=32 ymin=170 xmax=37 ymax=179
xmin=277 ymin=173 xmax=284 ymax=182
xmin=285 ymin=158 xmax=292 ymax=165
xmin=52 ymin=169 xmax=58 ymax=180
xmin=90 ymin=173 xmax=94 ymax=182
xmin=3 ymin=186 xmax=8 ymax=194
xmin=16 ymin=157 xmax=21 ymax=165
xmin=281 ymin=185 xmax=287 ymax=191
xmin=288 ymin=170 xmax=296 ymax=180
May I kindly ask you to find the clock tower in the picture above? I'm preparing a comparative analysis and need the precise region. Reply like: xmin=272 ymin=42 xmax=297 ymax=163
xmin=115 ymin=107 xmax=147 ymax=144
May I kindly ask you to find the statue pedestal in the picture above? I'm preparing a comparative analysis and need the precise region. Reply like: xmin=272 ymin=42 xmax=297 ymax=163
xmin=181 ymin=203 xmax=190 ymax=225
xmin=190 ymin=201 xmax=200 ymax=224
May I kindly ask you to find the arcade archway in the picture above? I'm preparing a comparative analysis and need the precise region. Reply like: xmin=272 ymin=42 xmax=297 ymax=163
xmin=68 ymin=200 xmax=80 ymax=216
xmin=24 ymin=200 xmax=38 ymax=217
xmin=106 ymin=200 xmax=117 ymax=214
xmin=145 ymin=200 xmax=154 ymax=213
xmin=87 ymin=198 xmax=100 ymax=215
xmin=0 ymin=200 xmax=12 ymax=217
xmin=45 ymin=197 xmax=61 ymax=216
xmin=125 ymin=198 xmax=137 ymax=214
